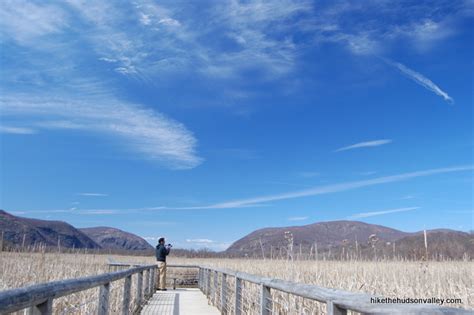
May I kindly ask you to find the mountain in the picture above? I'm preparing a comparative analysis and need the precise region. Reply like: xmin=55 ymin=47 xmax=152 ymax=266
xmin=394 ymin=230 xmax=473 ymax=260
xmin=226 ymin=220 xmax=408 ymax=256
xmin=0 ymin=210 xmax=153 ymax=252
xmin=0 ymin=210 xmax=100 ymax=249
xmin=80 ymin=227 xmax=153 ymax=251
xmin=225 ymin=220 xmax=473 ymax=260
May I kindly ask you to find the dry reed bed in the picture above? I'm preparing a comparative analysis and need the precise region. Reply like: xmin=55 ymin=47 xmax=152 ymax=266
xmin=0 ymin=252 xmax=472 ymax=314
xmin=196 ymin=258 xmax=473 ymax=312
xmin=0 ymin=252 xmax=149 ymax=314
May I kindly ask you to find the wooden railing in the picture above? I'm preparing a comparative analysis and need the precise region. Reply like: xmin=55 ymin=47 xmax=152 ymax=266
xmin=198 ymin=266 xmax=471 ymax=315
xmin=0 ymin=264 xmax=156 ymax=315
xmin=0 ymin=263 xmax=470 ymax=314
xmin=108 ymin=263 xmax=200 ymax=289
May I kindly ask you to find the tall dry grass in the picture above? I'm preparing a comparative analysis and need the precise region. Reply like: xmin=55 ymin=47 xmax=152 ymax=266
xmin=197 ymin=258 xmax=473 ymax=312
xmin=0 ymin=252 xmax=472 ymax=314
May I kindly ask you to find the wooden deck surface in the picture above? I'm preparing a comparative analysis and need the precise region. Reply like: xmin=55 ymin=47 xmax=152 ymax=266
xmin=140 ymin=288 xmax=220 ymax=315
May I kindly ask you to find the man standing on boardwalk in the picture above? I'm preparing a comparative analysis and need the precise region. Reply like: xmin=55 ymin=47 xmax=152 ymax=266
xmin=155 ymin=237 xmax=171 ymax=290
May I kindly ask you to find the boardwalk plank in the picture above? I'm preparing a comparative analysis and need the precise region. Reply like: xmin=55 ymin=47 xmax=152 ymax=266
xmin=141 ymin=288 xmax=220 ymax=315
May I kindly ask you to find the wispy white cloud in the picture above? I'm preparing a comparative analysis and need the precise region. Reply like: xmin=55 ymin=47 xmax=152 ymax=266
xmin=315 ymin=1 xmax=465 ymax=56
xmin=0 ymin=95 xmax=202 ymax=169
xmin=385 ymin=59 xmax=454 ymax=104
xmin=0 ymin=0 xmax=68 ymax=44
xmin=1 ymin=0 xmax=464 ymax=87
xmin=80 ymin=210 xmax=119 ymax=215
xmin=158 ymin=18 xmax=181 ymax=27
xmin=335 ymin=32 xmax=382 ymax=56
xmin=36 ymin=120 xmax=89 ymax=130
xmin=13 ymin=205 xmax=169 ymax=215
xmin=335 ymin=139 xmax=392 ymax=152
xmin=14 ymin=166 xmax=472 ymax=215
xmin=77 ymin=193 xmax=108 ymax=197
xmin=392 ymin=19 xmax=455 ymax=52
xmin=288 ymin=216 xmax=309 ymax=221
xmin=0 ymin=1 xmax=203 ymax=169
xmin=164 ymin=165 xmax=472 ymax=209
xmin=0 ymin=126 xmax=37 ymax=134
xmin=65 ymin=0 xmax=150 ymax=78
xmin=204 ymin=0 xmax=312 ymax=77
xmin=64 ymin=0 xmax=313 ymax=80
xmin=348 ymin=206 xmax=419 ymax=219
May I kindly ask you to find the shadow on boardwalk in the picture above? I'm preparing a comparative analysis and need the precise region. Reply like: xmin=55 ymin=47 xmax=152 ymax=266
xmin=141 ymin=288 xmax=220 ymax=315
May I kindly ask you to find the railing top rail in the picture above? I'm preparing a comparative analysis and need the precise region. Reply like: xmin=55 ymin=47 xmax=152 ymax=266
xmin=167 ymin=264 xmax=200 ymax=268
xmin=107 ymin=262 xmax=142 ymax=267
xmin=0 ymin=264 xmax=156 ymax=314
xmin=200 ymin=266 xmax=471 ymax=314
xmin=107 ymin=263 xmax=200 ymax=268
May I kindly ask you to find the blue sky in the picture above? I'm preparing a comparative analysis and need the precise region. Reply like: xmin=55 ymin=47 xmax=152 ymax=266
xmin=0 ymin=0 xmax=472 ymax=250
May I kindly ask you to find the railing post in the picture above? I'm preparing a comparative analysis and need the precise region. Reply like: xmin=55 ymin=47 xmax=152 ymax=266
xmin=149 ymin=268 xmax=153 ymax=295
xmin=327 ymin=301 xmax=347 ymax=315
xmin=213 ymin=270 xmax=218 ymax=305
xmin=221 ymin=273 xmax=227 ymax=314
xmin=98 ymin=282 xmax=110 ymax=315
xmin=122 ymin=275 xmax=132 ymax=315
xmin=234 ymin=277 xmax=242 ymax=315
xmin=144 ymin=269 xmax=150 ymax=298
xmin=30 ymin=298 xmax=53 ymax=315
xmin=198 ymin=268 xmax=202 ymax=290
xmin=149 ymin=267 xmax=155 ymax=295
xmin=260 ymin=284 xmax=271 ymax=315
xmin=206 ymin=269 xmax=211 ymax=298
xmin=136 ymin=271 xmax=143 ymax=307
xmin=202 ymin=269 xmax=205 ymax=291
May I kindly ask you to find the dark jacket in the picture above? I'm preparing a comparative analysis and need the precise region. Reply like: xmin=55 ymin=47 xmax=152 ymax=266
xmin=155 ymin=243 xmax=170 ymax=262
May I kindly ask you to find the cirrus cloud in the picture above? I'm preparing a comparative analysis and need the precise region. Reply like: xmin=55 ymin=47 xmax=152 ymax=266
xmin=0 ymin=94 xmax=202 ymax=169
xmin=335 ymin=139 xmax=392 ymax=152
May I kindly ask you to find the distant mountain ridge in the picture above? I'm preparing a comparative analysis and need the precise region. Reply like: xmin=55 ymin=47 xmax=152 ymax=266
xmin=226 ymin=220 xmax=408 ymax=254
xmin=0 ymin=210 xmax=151 ymax=251
xmin=0 ymin=210 xmax=99 ymax=249
xmin=1 ymin=209 xmax=471 ymax=259
xmin=225 ymin=220 xmax=473 ymax=259
xmin=80 ymin=227 xmax=153 ymax=251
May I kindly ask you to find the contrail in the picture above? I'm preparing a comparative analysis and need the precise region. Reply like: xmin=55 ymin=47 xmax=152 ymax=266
xmin=384 ymin=59 xmax=454 ymax=104
xmin=166 ymin=165 xmax=472 ymax=209
xmin=348 ymin=206 xmax=420 ymax=219
xmin=335 ymin=139 xmax=392 ymax=152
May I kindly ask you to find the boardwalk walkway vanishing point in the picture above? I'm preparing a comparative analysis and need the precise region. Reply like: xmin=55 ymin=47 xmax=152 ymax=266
xmin=0 ymin=262 xmax=471 ymax=315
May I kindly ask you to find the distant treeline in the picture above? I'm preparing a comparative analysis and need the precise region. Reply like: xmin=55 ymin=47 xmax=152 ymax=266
xmin=2 ymin=228 xmax=472 ymax=261
xmin=0 ymin=240 xmax=225 ymax=258
xmin=1 ymin=241 xmax=472 ymax=261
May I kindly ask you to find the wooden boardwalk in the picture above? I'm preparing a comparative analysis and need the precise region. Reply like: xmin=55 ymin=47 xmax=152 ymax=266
xmin=140 ymin=288 xmax=220 ymax=315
